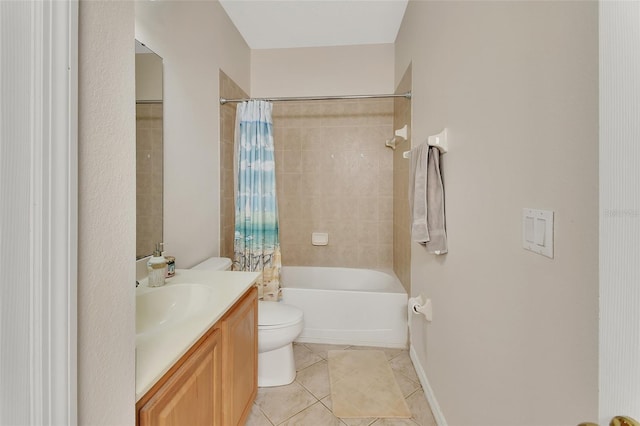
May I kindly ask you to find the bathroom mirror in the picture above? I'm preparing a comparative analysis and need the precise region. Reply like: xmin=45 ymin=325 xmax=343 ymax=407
xmin=135 ymin=40 xmax=164 ymax=259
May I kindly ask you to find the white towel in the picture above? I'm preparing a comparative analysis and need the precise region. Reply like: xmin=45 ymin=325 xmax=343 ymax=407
xmin=409 ymin=145 xmax=448 ymax=255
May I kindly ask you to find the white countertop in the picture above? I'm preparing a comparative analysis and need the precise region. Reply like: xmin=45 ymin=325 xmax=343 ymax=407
xmin=135 ymin=269 xmax=260 ymax=401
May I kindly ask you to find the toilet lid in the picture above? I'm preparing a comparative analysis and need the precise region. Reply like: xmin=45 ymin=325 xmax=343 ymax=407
xmin=191 ymin=257 xmax=232 ymax=271
xmin=258 ymin=301 xmax=303 ymax=326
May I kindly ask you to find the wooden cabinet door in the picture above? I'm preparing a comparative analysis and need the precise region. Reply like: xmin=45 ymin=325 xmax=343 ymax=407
xmin=139 ymin=329 xmax=222 ymax=426
xmin=222 ymin=287 xmax=258 ymax=426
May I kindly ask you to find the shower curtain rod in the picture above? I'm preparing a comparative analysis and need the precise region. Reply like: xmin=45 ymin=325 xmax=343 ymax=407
xmin=219 ymin=91 xmax=411 ymax=105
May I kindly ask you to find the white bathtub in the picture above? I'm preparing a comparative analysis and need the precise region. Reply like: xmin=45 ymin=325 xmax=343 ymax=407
xmin=280 ymin=266 xmax=408 ymax=348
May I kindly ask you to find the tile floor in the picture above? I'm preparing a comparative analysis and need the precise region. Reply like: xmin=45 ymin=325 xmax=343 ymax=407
xmin=246 ymin=343 xmax=437 ymax=426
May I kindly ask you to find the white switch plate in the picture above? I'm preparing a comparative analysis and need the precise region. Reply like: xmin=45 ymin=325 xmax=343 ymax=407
xmin=522 ymin=208 xmax=554 ymax=258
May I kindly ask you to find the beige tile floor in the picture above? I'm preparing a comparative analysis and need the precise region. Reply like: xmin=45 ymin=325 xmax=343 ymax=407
xmin=245 ymin=343 xmax=437 ymax=426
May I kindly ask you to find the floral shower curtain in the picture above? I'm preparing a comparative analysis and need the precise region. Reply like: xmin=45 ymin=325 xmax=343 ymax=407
xmin=233 ymin=100 xmax=281 ymax=301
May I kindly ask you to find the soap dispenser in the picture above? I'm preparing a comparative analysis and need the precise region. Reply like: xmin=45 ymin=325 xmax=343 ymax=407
xmin=147 ymin=243 xmax=166 ymax=287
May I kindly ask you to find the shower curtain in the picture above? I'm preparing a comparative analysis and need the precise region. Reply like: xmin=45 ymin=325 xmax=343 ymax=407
xmin=233 ymin=100 xmax=281 ymax=301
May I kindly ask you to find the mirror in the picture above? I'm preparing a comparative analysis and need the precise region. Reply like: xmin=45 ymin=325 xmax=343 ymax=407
xmin=135 ymin=40 xmax=163 ymax=259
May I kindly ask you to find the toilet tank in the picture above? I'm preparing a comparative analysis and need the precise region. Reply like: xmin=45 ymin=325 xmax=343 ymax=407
xmin=191 ymin=257 xmax=232 ymax=271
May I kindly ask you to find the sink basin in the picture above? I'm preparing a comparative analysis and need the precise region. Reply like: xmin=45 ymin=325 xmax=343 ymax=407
xmin=137 ymin=284 xmax=214 ymax=335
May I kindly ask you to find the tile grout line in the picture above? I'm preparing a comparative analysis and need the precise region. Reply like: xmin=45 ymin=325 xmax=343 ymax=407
xmin=254 ymin=403 xmax=277 ymax=426
xmin=275 ymin=400 xmax=328 ymax=426
xmin=273 ymin=402 xmax=312 ymax=426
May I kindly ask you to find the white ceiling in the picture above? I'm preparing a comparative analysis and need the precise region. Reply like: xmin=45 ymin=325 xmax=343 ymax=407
xmin=219 ymin=0 xmax=409 ymax=50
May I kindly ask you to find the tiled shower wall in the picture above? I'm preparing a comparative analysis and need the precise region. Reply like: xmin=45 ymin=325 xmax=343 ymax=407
xmin=219 ymin=71 xmax=248 ymax=259
xmin=136 ymin=102 xmax=163 ymax=258
xmin=272 ymin=100 xmax=394 ymax=269
xmin=219 ymin=81 xmax=396 ymax=269
xmin=393 ymin=66 xmax=412 ymax=292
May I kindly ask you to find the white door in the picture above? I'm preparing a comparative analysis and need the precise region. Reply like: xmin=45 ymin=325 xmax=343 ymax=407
xmin=599 ymin=1 xmax=640 ymax=423
xmin=0 ymin=1 xmax=78 ymax=424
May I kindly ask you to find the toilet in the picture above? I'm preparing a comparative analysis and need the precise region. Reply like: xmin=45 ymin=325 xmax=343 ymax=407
xmin=191 ymin=257 xmax=304 ymax=387
xmin=257 ymin=300 xmax=303 ymax=387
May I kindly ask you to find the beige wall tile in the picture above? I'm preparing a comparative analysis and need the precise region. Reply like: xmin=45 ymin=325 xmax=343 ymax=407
xmin=377 ymin=244 xmax=393 ymax=268
xmin=283 ymin=150 xmax=302 ymax=173
xmin=223 ymin=97 xmax=395 ymax=269
xmin=392 ymin=66 xmax=412 ymax=292
xmin=136 ymin=101 xmax=163 ymax=258
xmin=379 ymin=198 xmax=393 ymax=221
xmin=357 ymin=221 xmax=379 ymax=245
xmin=281 ymin=128 xmax=302 ymax=151
xmin=378 ymin=221 xmax=393 ymax=245
xmin=273 ymin=100 xmax=394 ymax=268
xmin=219 ymin=71 xmax=247 ymax=259
xmin=357 ymin=197 xmax=379 ymax=221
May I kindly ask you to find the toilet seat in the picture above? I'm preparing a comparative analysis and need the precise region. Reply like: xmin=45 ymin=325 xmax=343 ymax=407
xmin=258 ymin=301 xmax=303 ymax=330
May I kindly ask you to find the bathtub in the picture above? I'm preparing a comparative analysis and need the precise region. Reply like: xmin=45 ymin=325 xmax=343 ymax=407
xmin=280 ymin=266 xmax=408 ymax=348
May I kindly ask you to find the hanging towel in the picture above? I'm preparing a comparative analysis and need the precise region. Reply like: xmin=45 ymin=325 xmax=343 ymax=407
xmin=425 ymin=146 xmax=447 ymax=254
xmin=409 ymin=143 xmax=430 ymax=244
xmin=409 ymin=145 xmax=448 ymax=255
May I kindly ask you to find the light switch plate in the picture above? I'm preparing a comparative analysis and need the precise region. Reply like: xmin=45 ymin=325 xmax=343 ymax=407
xmin=522 ymin=208 xmax=554 ymax=258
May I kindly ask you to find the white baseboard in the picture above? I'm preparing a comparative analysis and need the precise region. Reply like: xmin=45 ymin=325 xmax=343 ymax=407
xmin=409 ymin=345 xmax=447 ymax=426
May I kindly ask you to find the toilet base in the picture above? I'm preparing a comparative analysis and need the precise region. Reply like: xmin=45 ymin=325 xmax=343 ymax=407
xmin=258 ymin=343 xmax=296 ymax=387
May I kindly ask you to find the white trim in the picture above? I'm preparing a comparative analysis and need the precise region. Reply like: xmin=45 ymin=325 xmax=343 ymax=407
xmin=69 ymin=2 xmax=79 ymax=423
xmin=0 ymin=0 xmax=77 ymax=424
xmin=58 ymin=1 xmax=79 ymax=423
xmin=409 ymin=344 xmax=447 ymax=426
xmin=47 ymin=1 xmax=78 ymax=423
xmin=33 ymin=0 xmax=79 ymax=423
xmin=30 ymin=1 xmax=47 ymax=422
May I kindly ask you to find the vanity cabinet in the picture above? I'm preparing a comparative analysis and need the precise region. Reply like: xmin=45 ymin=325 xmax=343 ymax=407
xmin=136 ymin=287 xmax=258 ymax=426
xmin=221 ymin=286 xmax=258 ymax=425
xmin=138 ymin=329 xmax=222 ymax=426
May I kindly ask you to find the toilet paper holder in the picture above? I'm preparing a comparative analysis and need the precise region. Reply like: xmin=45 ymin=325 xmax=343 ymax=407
xmin=408 ymin=295 xmax=432 ymax=322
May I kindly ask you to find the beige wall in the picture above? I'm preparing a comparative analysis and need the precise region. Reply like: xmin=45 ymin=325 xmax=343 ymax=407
xmin=78 ymin=1 xmax=136 ymax=424
xmin=396 ymin=2 xmax=599 ymax=425
xmin=77 ymin=2 xmax=250 ymax=423
xmin=393 ymin=65 xmax=412 ymax=293
xmin=135 ymin=1 xmax=250 ymax=268
xmin=251 ymin=44 xmax=394 ymax=98
xmin=272 ymin=100 xmax=394 ymax=268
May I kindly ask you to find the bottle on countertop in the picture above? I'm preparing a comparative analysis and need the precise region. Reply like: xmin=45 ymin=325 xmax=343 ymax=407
xmin=159 ymin=243 xmax=175 ymax=278
xmin=147 ymin=243 xmax=166 ymax=287
xmin=165 ymin=255 xmax=175 ymax=278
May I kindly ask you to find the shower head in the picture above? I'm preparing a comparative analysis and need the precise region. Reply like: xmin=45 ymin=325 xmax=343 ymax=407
xmin=386 ymin=125 xmax=409 ymax=150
